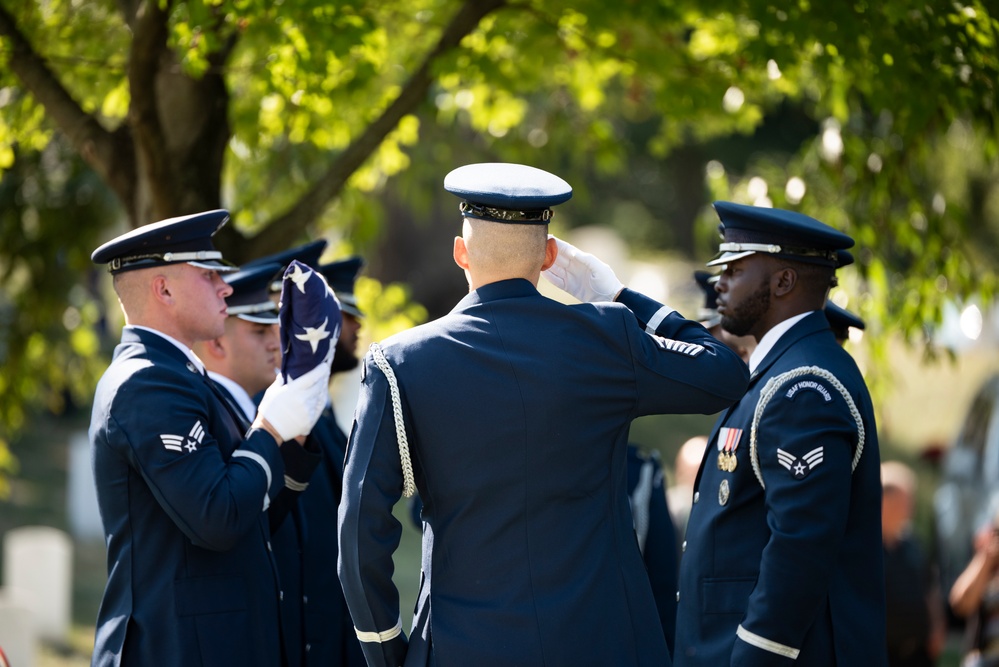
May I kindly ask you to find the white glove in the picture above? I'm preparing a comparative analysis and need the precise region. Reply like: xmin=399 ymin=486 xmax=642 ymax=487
xmin=543 ymin=237 xmax=624 ymax=303
xmin=255 ymin=361 xmax=331 ymax=442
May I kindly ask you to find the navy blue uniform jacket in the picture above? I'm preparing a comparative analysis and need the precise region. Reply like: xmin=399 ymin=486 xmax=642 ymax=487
xmin=89 ymin=327 xmax=286 ymax=666
xmin=338 ymin=280 xmax=750 ymax=667
xmin=674 ymin=311 xmax=887 ymax=666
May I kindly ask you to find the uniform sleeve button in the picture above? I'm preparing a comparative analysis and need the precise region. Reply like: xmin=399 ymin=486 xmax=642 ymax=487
xmin=676 ymin=591 xmax=681 ymax=602
xmin=693 ymin=491 xmax=700 ymax=504
xmin=682 ymin=540 xmax=687 ymax=552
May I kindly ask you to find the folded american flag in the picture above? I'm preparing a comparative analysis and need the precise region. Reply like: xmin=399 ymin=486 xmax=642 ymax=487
xmin=278 ymin=259 xmax=342 ymax=381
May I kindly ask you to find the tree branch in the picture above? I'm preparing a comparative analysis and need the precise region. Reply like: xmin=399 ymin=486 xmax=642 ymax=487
xmin=241 ymin=0 xmax=508 ymax=258
xmin=128 ymin=0 xmax=176 ymax=219
xmin=115 ymin=0 xmax=142 ymax=30
xmin=0 ymin=3 xmax=134 ymax=208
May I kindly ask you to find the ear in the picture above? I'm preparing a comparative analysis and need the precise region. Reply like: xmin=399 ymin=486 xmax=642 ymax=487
xmin=541 ymin=235 xmax=558 ymax=271
xmin=151 ymin=274 xmax=174 ymax=305
xmin=773 ymin=267 xmax=797 ymax=297
xmin=453 ymin=236 xmax=470 ymax=271
xmin=205 ymin=336 xmax=227 ymax=360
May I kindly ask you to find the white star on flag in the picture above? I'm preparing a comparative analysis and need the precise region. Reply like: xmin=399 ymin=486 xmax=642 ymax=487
xmin=287 ymin=263 xmax=313 ymax=293
xmin=278 ymin=259 xmax=341 ymax=381
xmin=295 ymin=317 xmax=332 ymax=354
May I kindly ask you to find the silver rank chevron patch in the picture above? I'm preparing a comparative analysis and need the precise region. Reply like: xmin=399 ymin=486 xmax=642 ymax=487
xmin=160 ymin=421 xmax=206 ymax=454
xmin=651 ymin=336 xmax=705 ymax=357
xmin=777 ymin=446 xmax=824 ymax=479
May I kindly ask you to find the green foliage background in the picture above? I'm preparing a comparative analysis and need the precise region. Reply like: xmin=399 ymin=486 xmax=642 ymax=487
xmin=0 ymin=0 xmax=997 ymax=492
xmin=0 ymin=6 xmax=997 ymax=662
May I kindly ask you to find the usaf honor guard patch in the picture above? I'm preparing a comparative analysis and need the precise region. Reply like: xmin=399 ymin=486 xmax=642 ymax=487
xmin=777 ymin=446 xmax=824 ymax=479
xmin=785 ymin=379 xmax=833 ymax=402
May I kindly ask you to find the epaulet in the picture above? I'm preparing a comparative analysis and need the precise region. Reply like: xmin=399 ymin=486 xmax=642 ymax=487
xmin=749 ymin=365 xmax=866 ymax=489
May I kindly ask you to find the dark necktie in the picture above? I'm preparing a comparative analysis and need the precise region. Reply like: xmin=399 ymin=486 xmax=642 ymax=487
xmin=203 ymin=374 xmax=253 ymax=434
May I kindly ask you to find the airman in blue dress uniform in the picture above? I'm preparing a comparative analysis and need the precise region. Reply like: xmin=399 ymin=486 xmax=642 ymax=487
xmin=821 ymin=250 xmax=866 ymax=346
xmin=627 ymin=444 xmax=679 ymax=656
xmin=193 ymin=259 xmax=338 ymax=667
xmin=290 ymin=256 xmax=367 ymax=667
xmin=270 ymin=253 xmax=368 ymax=667
xmin=824 ymin=301 xmax=865 ymax=345
xmin=226 ymin=240 xmax=357 ymax=667
xmin=337 ymin=163 xmax=750 ymax=667
xmin=243 ymin=239 xmax=330 ymax=294
xmin=673 ymin=202 xmax=887 ymax=666
xmin=88 ymin=211 xmax=333 ymax=666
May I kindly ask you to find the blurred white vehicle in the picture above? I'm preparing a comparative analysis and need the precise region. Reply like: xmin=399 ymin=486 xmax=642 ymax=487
xmin=934 ymin=373 xmax=999 ymax=597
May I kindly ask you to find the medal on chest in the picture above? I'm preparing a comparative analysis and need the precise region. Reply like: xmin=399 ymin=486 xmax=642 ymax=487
xmin=718 ymin=478 xmax=730 ymax=505
xmin=716 ymin=426 xmax=742 ymax=472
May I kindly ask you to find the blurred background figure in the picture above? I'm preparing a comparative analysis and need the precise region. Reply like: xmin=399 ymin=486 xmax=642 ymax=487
xmin=824 ymin=301 xmax=866 ymax=346
xmin=882 ymin=460 xmax=946 ymax=667
xmin=667 ymin=435 xmax=707 ymax=552
xmin=949 ymin=511 xmax=999 ymax=667
xmin=693 ymin=270 xmax=755 ymax=363
xmin=627 ymin=444 xmax=678 ymax=656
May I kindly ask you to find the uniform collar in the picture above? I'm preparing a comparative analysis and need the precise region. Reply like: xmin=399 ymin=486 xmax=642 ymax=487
xmin=748 ymin=311 xmax=812 ymax=374
xmin=748 ymin=310 xmax=831 ymax=379
xmin=454 ymin=278 xmax=540 ymax=311
xmin=125 ymin=325 xmax=207 ymax=374
xmin=206 ymin=371 xmax=258 ymax=421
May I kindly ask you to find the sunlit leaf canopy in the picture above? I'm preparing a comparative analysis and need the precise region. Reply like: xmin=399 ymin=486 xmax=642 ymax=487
xmin=222 ymin=0 xmax=998 ymax=336
xmin=0 ymin=0 xmax=998 ymax=470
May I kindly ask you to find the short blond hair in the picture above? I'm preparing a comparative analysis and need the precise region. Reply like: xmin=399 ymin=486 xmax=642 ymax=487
xmin=112 ymin=269 xmax=150 ymax=319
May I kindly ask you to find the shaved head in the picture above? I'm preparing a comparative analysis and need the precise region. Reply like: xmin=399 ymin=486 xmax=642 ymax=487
xmin=462 ymin=218 xmax=548 ymax=278
xmin=112 ymin=268 xmax=157 ymax=322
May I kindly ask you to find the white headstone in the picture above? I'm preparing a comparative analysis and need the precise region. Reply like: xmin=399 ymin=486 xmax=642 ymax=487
xmin=0 ymin=587 xmax=36 ymax=667
xmin=2 ymin=526 xmax=72 ymax=643
xmin=67 ymin=430 xmax=103 ymax=540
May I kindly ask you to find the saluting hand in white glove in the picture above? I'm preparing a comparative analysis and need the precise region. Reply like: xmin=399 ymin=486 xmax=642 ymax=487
xmin=543 ymin=236 xmax=624 ymax=303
